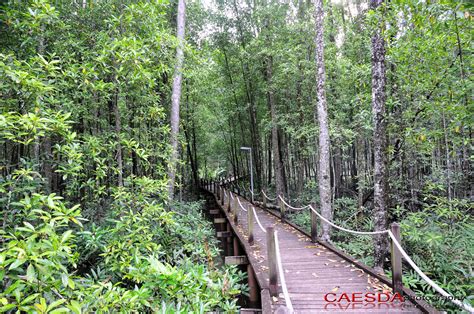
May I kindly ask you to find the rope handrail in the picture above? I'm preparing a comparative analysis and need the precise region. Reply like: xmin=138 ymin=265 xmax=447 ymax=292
xmin=278 ymin=195 xmax=310 ymax=211
xmin=308 ymin=205 xmax=388 ymax=236
xmin=274 ymin=230 xmax=294 ymax=313
xmin=252 ymin=206 xmax=267 ymax=233
xmin=249 ymin=188 xmax=261 ymax=196
xmin=388 ymin=231 xmax=474 ymax=313
xmin=262 ymin=190 xmax=277 ymax=202
xmin=236 ymin=196 xmax=248 ymax=212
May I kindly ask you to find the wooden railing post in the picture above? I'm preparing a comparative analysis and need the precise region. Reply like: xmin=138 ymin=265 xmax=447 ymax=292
xmin=247 ymin=205 xmax=254 ymax=245
xmin=220 ymin=187 xmax=224 ymax=205
xmin=233 ymin=197 xmax=239 ymax=224
xmin=263 ymin=192 xmax=267 ymax=208
xmin=311 ymin=203 xmax=318 ymax=243
xmin=266 ymin=227 xmax=278 ymax=297
xmin=390 ymin=222 xmax=403 ymax=294
xmin=278 ymin=197 xmax=285 ymax=222
xmin=247 ymin=264 xmax=259 ymax=307
xmin=227 ymin=192 xmax=232 ymax=212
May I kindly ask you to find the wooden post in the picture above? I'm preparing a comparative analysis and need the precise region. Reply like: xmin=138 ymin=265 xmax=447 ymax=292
xmin=248 ymin=206 xmax=254 ymax=245
xmin=247 ymin=264 xmax=259 ymax=307
xmin=311 ymin=203 xmax=318 ymax=243
xmin=233 ymin=236 xmax=240 ymax=256
xmin=266 ymin=227 xmax=278 ymax=297
xmin=390 ymin=223 xmax=403 ymax=294
xmin=233 ymin=197 xmax=239 ymax=224
xmin=263 ymin=192 xmax=267 ymax=208
xmin=220 ymin=187 xmax=224 ymax=205
xmin=226 ymin=222 xmax=232 ymax=256
xmin=227 ymin=192 xmax=232 ymax=212
xmin=279 ymin=198 xmax=285 ymax=222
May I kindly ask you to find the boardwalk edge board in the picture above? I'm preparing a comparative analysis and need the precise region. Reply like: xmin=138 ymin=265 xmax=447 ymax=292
xmin=225 ymin=255 xmax=249 ymax=265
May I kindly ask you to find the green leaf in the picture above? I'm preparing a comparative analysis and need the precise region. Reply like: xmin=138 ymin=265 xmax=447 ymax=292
xmin=61 ymin=230 xmax=73 ymax=244
xmin=26 ymin=264 xmax=36 ymax=282
xmin=47 ymin=299 xmax=66 ymax=311
xmin=21 ymin=293 xmax=39 ymax=305
xmin=49 ymin=308 xmax=70 ymax=314
xmin=67 ymin=301 xmax=82 ymax=314
xmin=8 ymin=259 xmax=25 ymax=270
xmin=61 ymin=273 xmax=68 ymax=288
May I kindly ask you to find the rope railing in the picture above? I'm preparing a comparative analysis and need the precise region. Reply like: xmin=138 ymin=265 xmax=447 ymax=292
xmin=236 ymin=196 xmax=248 ymax=212
xmin=279 ymin=195 xmax=310 ymax=211
xmin=252 ymin=206 xmax=267 ymax=233
xmin=249 ymin=188 xmax=261 ymax=197
xmin=274 ymin=230 xmax=294 ymax=313
xmin=308 ymin=205 xmax=388 ymax=236
xmin=262 ymin=190 xmax=277 ymax=202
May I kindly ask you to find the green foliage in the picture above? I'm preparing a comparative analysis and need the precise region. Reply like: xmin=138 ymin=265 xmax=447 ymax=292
xmin=1 ymin=1 xmax=245 ymax=312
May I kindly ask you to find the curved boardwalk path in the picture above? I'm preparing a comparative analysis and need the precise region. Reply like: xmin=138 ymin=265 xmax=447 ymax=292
xmin=203 ymin=184 xmax=437 ymax=314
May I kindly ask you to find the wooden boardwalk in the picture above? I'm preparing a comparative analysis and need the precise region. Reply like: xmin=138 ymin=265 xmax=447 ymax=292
xmin=204 ymin=185 xmax=436 ymax=313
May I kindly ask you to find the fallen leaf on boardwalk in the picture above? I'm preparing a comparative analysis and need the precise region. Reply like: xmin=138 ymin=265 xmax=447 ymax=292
xmin=315 ymin=252 xmax=321 ymax=256
xmin=340 ymin=260 xmax=346 ymax=263
xmin=328 ymin=259 xmax=337 ymax=262
xmin=324 ymin=263 xmax=329 ymax=266
xmin=272 ymin=297 xmax=279 ymax=302
xmin=358 ymin=274 xmax=364 ymax=277
xmin=285 ymin=269 xmax=289 ymax=273
xmin=331 ymin=286 xmax=340 ymax=292
xmin=305 ymin=245 xmax=318 ymax=248
xmin=348 ymin=278 xmax=353 ymax=281
xmin=312 ymin=273 xmax=318 ymax=278
xmin=334 ymin=264 xmax=340 ymax=267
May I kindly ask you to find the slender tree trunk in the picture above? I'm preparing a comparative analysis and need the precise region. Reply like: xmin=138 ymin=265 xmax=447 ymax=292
xmin=370 ymin=0 xmax=388 ymax=270
xmin=314 ymin=0 xmax=332 ymax=242
xmin=266 ymin=56 xmax=285 ymax=198
xmin=168 ymin=0 xmax=186 ymax=200
xmin=113 ymin=90 xmax=123 ymax=187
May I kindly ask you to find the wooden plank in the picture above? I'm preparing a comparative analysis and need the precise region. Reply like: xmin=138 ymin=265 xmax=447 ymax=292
xmin=224 ymin=255 xmax=249 ymax=265
xmin=239 ymin=309 xmax=262 ymax=314
xmin=214 ymin=217 xmax=227 ymax=223
xmin=261 ymin=289 xmax=272 ymax=314
xmin=217 ymin=231 xmax=232 ymax=238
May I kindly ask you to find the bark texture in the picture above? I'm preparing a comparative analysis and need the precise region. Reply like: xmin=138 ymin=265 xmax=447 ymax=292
xmin=314 ymin=0 xmax=332 ymax=242
xmin=370 ymin=0 xmax=388 ymax=269
xmin=168 ymin=0 xmax=186 ymax=199
xmin=266 ymin=56 xmax=285 ymax=198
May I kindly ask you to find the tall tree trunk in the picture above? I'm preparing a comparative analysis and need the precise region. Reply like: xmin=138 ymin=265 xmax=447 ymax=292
xmin=113 ymin=90 xmax=123 ymax=187
xmin=266 ymin=56 xmax=285 ymax=198
xmin=370 ymin=0 xmax=388 ymax=270
xmin=314 ymin=0 xmax=332 ymax=242
xmin=168 ymin=0 xmax=186 ymax=200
